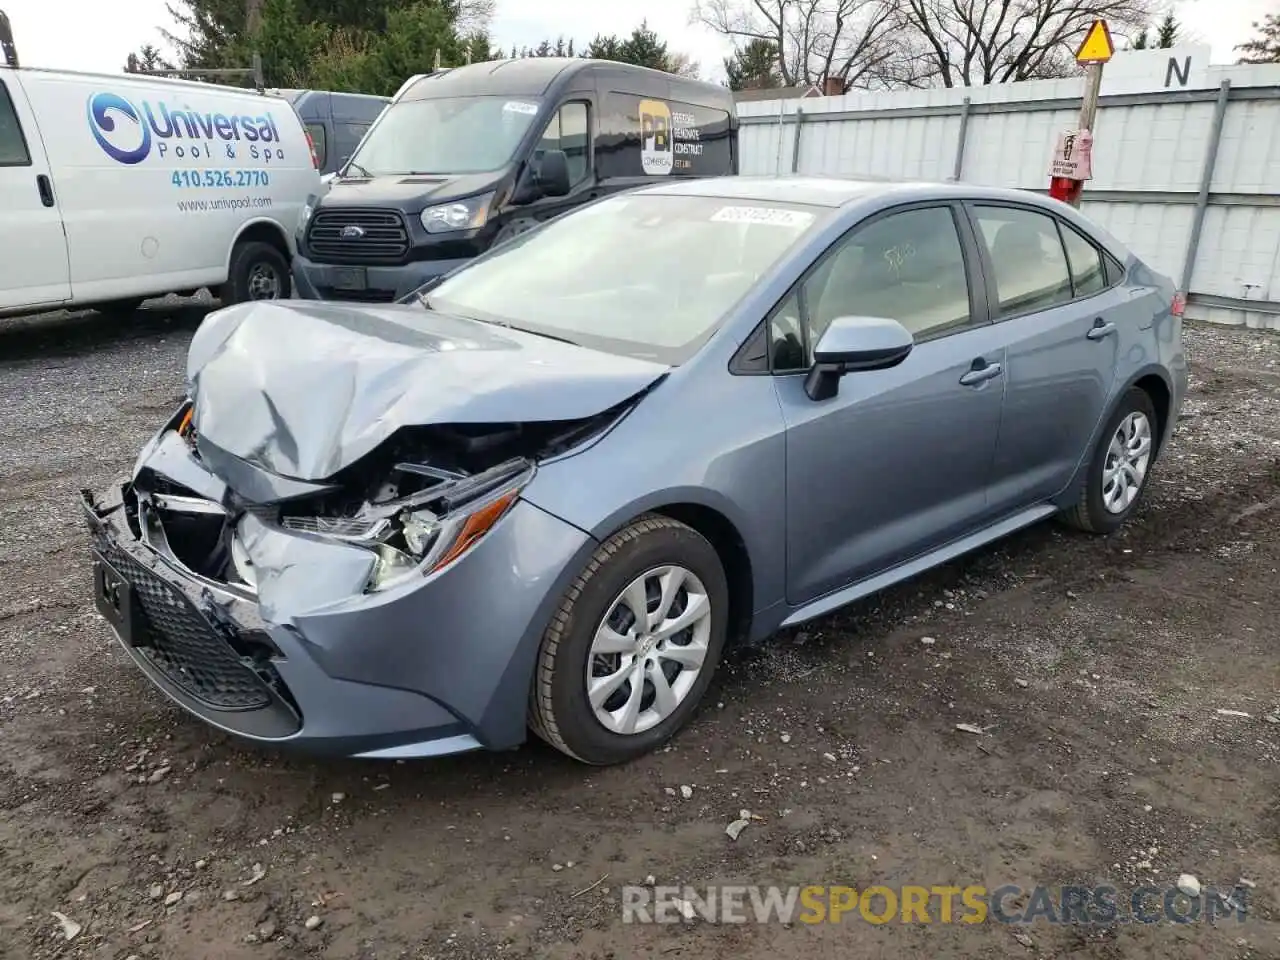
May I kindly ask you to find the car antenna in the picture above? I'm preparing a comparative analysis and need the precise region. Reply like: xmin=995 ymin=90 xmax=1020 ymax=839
xmin=0 ymin=10 xmax=19 ymax=68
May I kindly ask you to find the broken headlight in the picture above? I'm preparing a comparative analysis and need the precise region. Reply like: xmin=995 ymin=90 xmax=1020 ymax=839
xmin=367 ymin=482 xmax=524 ymax=591
xmin=281 ymin=460 xmax=533 ymax=593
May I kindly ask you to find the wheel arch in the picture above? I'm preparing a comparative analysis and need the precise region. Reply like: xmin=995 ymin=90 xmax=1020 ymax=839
xmin=583 ymin=490 xmax=762 ymax=649
xmin=226 ymin=217 xmax=293 ymax=277
xmin=1057 ymin=364 xmax=1175 ymax=508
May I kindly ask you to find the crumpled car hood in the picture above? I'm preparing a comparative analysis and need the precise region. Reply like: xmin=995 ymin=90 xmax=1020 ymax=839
xmin=186 ymin=300 xmax=668 ymax=482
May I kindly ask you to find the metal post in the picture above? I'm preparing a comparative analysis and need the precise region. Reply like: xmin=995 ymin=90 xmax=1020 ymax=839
xmin=774 ymin=99 xmax=786 ymax=174
xmin=790 ymin=107 xmax=804 ymax=173
xmin=952 ymin=96 xmax=971 ymax=181
xmin=1179 ymin=79 xmax=1232 ymax=296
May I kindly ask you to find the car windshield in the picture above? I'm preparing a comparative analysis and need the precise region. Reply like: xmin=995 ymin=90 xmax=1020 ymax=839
xmin=345 ymin=96 xmax=542 ymax=176
xmin=423 ymin=194 xmax=827 ymax=364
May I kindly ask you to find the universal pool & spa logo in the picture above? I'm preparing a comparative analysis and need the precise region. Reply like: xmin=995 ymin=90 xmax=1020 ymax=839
xmin=87 ymin=91 xmax=287 ymax=166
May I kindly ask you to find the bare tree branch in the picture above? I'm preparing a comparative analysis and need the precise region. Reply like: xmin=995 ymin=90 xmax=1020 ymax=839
xmin=695 ymin=0 xmax=901 ymax=89
xmin=898 ymin=0 xmax=1154 ymax=86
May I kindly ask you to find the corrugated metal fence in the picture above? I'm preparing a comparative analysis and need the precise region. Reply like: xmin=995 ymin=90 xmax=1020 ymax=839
xmin=738 ymin=53 xmax=1280 ymax=329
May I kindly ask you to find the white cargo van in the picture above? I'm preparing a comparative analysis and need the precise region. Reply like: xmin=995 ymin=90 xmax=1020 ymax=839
xmin=0 ymin=50 xmax=320 ymax=317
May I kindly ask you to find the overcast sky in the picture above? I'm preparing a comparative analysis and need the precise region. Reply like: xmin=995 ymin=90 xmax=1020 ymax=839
xmin=2 ymin=0 xmax=1273 ymax=83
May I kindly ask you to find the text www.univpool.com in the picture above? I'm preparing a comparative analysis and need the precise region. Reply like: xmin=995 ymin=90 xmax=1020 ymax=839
xmin=176 ymin=195 xmax=275 ymax=213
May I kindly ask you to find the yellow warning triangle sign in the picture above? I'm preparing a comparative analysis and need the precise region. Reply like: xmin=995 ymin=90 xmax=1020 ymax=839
xmin=1075 ymin=19 xmax=1115 ymax=64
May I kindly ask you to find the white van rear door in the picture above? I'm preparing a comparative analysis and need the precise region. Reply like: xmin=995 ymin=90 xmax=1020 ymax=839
xmin=0 ymin=73 xmax=71 ymax=311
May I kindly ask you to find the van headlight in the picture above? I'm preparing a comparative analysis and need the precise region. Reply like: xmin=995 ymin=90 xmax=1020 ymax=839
xmin=298 ymin=197 xmax=317 ymax=236
xmin=420 ymin=193 xmax=493 ymax=234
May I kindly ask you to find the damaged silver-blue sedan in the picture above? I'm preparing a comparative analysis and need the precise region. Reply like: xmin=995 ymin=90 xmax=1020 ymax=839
xmin=83 ymin=176 xmax=1187 ymax=764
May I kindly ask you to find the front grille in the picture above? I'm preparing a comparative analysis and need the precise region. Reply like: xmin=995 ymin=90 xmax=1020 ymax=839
xmin=318 ymin=287 xmax=398 ymax=303
xmin=307 ymin=208 xmax=410 ymax=265
xmin=103 ymin=545 xmax=271 ymax=710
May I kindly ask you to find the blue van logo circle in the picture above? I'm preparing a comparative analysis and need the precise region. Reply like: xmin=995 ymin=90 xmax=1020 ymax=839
xmin=88 ymin=92 xmax=152 ymax=164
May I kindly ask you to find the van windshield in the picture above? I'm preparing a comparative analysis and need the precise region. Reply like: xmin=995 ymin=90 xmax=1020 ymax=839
xmin=345 ymin=96 xmax=542 ymax=176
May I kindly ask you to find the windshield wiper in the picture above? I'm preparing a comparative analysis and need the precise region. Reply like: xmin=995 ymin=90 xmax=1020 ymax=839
xmin=342 ymin=160 xmax=372 ymax=178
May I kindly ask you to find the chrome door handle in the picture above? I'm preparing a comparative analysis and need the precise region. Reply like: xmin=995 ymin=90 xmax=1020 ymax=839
xmin=959 ymin=362 xmax=1002 ymax=386
xmin=1087 ymin=320 xmax=1117 ymax=340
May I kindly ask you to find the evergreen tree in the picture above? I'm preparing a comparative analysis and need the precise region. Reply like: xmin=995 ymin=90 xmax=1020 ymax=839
xmin=139 ymin=0 xmax=486 ymax=93
xmin=124 ymin=43 xmax=173 ymax=73
xmin=724 ymin=38 xmax=781 ymax=90
xmin=618 ymin=19 xmax=669 ymax=71
xmin=1237 ymin=13 xmax=1280 ymax=63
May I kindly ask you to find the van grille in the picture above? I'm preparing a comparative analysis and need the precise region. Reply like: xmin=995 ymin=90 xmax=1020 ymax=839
xmin=307 ymin=209 xmax=410 ymax=265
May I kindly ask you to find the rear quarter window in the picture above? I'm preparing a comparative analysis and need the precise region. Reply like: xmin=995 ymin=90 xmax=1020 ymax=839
xmin=599 ymin=92 xmax=732 ymax=179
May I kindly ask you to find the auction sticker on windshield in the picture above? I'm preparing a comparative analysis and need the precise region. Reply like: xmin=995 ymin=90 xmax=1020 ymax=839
xmin=503 ymin=101 xmax=539 ymax=115
xmin=710 ymin=206 xmax=816 ymax=228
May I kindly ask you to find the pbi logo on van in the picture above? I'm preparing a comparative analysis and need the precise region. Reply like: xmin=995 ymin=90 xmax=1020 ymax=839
xmin=87 ymin=92 xmax=285 ymax=165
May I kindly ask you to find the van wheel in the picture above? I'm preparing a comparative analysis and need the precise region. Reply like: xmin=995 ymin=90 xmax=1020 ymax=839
xmin=97 ymin=298 xmax=143 ymax=318
xmin=222 ymin=242 xmax=291 ymax=305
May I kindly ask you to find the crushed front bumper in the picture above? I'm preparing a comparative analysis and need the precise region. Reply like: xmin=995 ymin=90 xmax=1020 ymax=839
xmin=80 ymin=482 xmax=593 ymax=759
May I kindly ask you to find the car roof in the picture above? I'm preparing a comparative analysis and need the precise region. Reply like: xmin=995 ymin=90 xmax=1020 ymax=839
xmin=638 ymin=175 xmax=1064 ymax=210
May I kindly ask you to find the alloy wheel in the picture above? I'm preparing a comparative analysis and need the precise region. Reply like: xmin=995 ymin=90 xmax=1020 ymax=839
xmin=586 ymin=565 xmax=712 ymax=736
xmin=1102 ymin=411 xmax=1153 ymax=514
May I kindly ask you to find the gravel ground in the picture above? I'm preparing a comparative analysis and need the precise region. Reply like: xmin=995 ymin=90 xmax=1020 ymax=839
xmin=0 ymin=306 xmax=1277 ymax=960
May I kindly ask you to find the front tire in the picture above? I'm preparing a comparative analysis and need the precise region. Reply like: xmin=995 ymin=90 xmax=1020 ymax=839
xmin=529 ymin=515 xmax=729 ymax=765
xmin=220 ymin=241 xmax=291 ymax=305
xmin=1062 ymin=386 xmax=1158 ymax=534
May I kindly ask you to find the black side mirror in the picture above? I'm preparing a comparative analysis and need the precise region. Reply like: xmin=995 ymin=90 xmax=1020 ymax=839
xmin=536 ymin=149 xmax=572 ymax=198
xmin=804 ymin=315 xmax=913 ymax=401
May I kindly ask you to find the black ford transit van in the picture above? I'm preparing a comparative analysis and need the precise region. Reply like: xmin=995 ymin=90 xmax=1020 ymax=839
xmin=291 ymin=57 xmax=738 ymax=303
xmin=273 ymin=88 xmax=389 ymax=177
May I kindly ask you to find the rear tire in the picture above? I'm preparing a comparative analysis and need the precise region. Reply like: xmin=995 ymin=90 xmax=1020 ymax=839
xmin=1062 ymin=386 xmax=1158 ymax=534
xmin=220 ymin=241 xmax=290 ymax=305
xmin=529 ymin=515 xmax=728 ymax=765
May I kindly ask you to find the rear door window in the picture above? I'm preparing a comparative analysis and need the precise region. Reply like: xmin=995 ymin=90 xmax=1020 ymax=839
xmin=0 ymin=79 xmax=31 ymax=166
xmin=972 ymin=205 xmax=1074 ymax=316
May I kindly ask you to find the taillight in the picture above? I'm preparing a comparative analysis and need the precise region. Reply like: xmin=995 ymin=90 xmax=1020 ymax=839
xmin=304 ymin=131 xmax=319 ymax=170
xmin=1171 ymin=291 xmax=1186 ymax=317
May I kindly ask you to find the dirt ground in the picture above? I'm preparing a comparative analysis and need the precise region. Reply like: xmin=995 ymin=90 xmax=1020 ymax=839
xmin=0 ymin=305 xmax=1277 ymax=960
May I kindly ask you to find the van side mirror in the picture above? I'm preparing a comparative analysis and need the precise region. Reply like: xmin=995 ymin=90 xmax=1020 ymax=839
xmin=536 ymin=150 xmax=572 ymax=198
xmin=804 ymin=315 xmax=913 ymax=401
